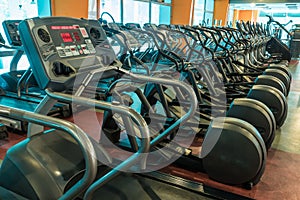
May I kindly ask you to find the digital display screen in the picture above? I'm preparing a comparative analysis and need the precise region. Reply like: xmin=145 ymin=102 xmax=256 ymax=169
xmin=60 ymin=32 xmax=73 ymax=43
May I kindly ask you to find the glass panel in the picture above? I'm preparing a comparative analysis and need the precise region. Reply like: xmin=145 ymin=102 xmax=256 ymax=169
xmin=0 ymin=1 xmax=9 ymax=39
xmin=0 ymin=0 xmax=37 ymax=73
xmin=193 ymin=0 xmax=205 ymax=25
xmin=0 ymin=0 xmax=38 ymax=30
xmin=99 ymin=0 xmax=121 ymax=23
xmin=204 ymin=12 xmax=214 ymax=26
xmin=123 ymin=0 xmax=150 ymax=26
xmin=151 ymin=3 xmax=160 ymax=24
xmin=151 ymin=3 xmax=171 ymax=25
xmin=205 ymin=0 xmax=214 ymax=12
xmin=88 ymin=0 xmax=97 ymax=19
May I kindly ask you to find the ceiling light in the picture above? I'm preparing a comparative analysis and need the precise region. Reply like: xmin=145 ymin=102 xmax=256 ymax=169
xmin=255 ymin=3 xmax=266 ymax=7
xmin=287 ymin=6 xmax=298 ymax=10
xmin=286 ymin=3 xmax=297 ymax=6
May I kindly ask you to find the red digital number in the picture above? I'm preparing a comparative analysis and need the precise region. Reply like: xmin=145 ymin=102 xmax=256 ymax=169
xmin=60 ymin=32 xmax=73 ymax=43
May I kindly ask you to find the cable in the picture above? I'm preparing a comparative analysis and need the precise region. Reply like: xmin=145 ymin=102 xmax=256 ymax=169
xmin=99 ymin=12 xmax=115 ymax=25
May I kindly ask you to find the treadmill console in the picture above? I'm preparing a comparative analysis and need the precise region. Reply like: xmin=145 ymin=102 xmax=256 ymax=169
xmin=125 ymin=23 xmax=141 ymax=29
xmin=107 ymin=22 xmax=141 ymax=49
xmin=143 ymin=23 xmax=158 ymax=30
xmin=2 ymin=20 xmax=22 ymax=46
xmin=18 ymin=17 xmax=119 ymax=91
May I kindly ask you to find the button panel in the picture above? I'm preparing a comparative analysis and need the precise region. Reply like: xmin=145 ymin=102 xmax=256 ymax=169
xmin=39 ymin=25 xmax=97 ymax=58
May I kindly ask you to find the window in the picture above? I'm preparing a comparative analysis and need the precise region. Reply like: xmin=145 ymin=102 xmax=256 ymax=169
xmin=151 ymin=1 xmax=171 ymax=25
xmin=91 ymin=0 xmax=171 ymax=26
xmin=0 ymin=0 xmax=38 ymax=41
xmin=193 ymin=0 xmax=205 ymax=25
xmin=88 ymin=0 xmax=98 ymax=19
xmin=193 ymin=0 xmax=214 ymax=26
xmin=123 ymin=0 xmax=150 ymax=25
xmin=0 ymin=0 xmax=38 ymax=73
xmin=99 ymin=0 xmax=122 ymax=23
xmin=205 ymin=0 xmax=214 ymax=12
xmin=204 ymin=0 xmax=214 ymax=26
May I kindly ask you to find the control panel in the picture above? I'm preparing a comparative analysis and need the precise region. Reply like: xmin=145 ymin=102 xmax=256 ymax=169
xmin=143 ymin=23 xmax=158 ymax=30
xmin=2 ymin=20 xmax=22 ymax=46
xmin=125 ymin=23 xmax=141 ymax=29
xmin=18 ymin=17 xmax=119 ymax=91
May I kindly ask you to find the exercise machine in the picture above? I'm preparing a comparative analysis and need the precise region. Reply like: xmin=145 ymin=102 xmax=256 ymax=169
xmin=0 ymin=20 xmax=71 ymax=132
xmin=101 ymin=21 xmax=269 ymax=188
xmin=0 ymin=16 xmax=231 ymax=200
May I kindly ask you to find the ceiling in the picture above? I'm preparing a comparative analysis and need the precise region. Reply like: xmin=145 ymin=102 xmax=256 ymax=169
xmin=230 ymin=2 xmax=300 ymax=12
xmin=229 ymin=0 xmax=300 ymax=3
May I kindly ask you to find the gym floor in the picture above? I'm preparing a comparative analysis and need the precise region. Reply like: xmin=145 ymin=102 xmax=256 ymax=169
xmin=166 ymin=59 xmax=300 ymax=200
xmin=161 ymin=59 xmax=300 ymax=199
xmin=0 ymin=59 xmax=299 ymax=199
xmin=272 ymin=60 xmax=300 ymax=154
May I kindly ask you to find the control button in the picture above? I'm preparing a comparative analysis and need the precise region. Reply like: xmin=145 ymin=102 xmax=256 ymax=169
xmin=56 ymin=47 xmax=66 ymax=57
xmin=70 ymin=45 xmax=79 ymax=56
xmin=87 ymin=44 xmax=96 ymax=54
xmin=64 ymin=46 xmax=73 ymax=57
xmin=81 ymin=44 xmax=90 ymax=54
xmin=75 ymin=36 xmax=81 ymax=41
xmin=85 ymin=41 xmax=96 ymax=53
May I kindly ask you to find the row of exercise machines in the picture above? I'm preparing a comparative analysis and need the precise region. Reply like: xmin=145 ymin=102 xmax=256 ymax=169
xmin=101 ymin=19 xmax=291 ymax=185
xmin=0 ymin=16 xmax=292 ymax=199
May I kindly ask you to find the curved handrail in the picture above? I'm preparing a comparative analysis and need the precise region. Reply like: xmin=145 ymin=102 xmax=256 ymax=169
xmin=82 ymin=68 xmax=198 ymax=200
xmin=0 ymin=105 xmax=98 ymax=200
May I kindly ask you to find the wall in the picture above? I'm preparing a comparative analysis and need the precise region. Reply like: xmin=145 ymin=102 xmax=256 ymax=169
xmin=233 ymin=9 xmax=259 ymax=23
xmin=213 ymin=0 xmax=229 ymax=26
xmin=171 ymin=0 xmax=193 ymax=25
xmin=51 ymin=0 xmax=88 ymax=18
